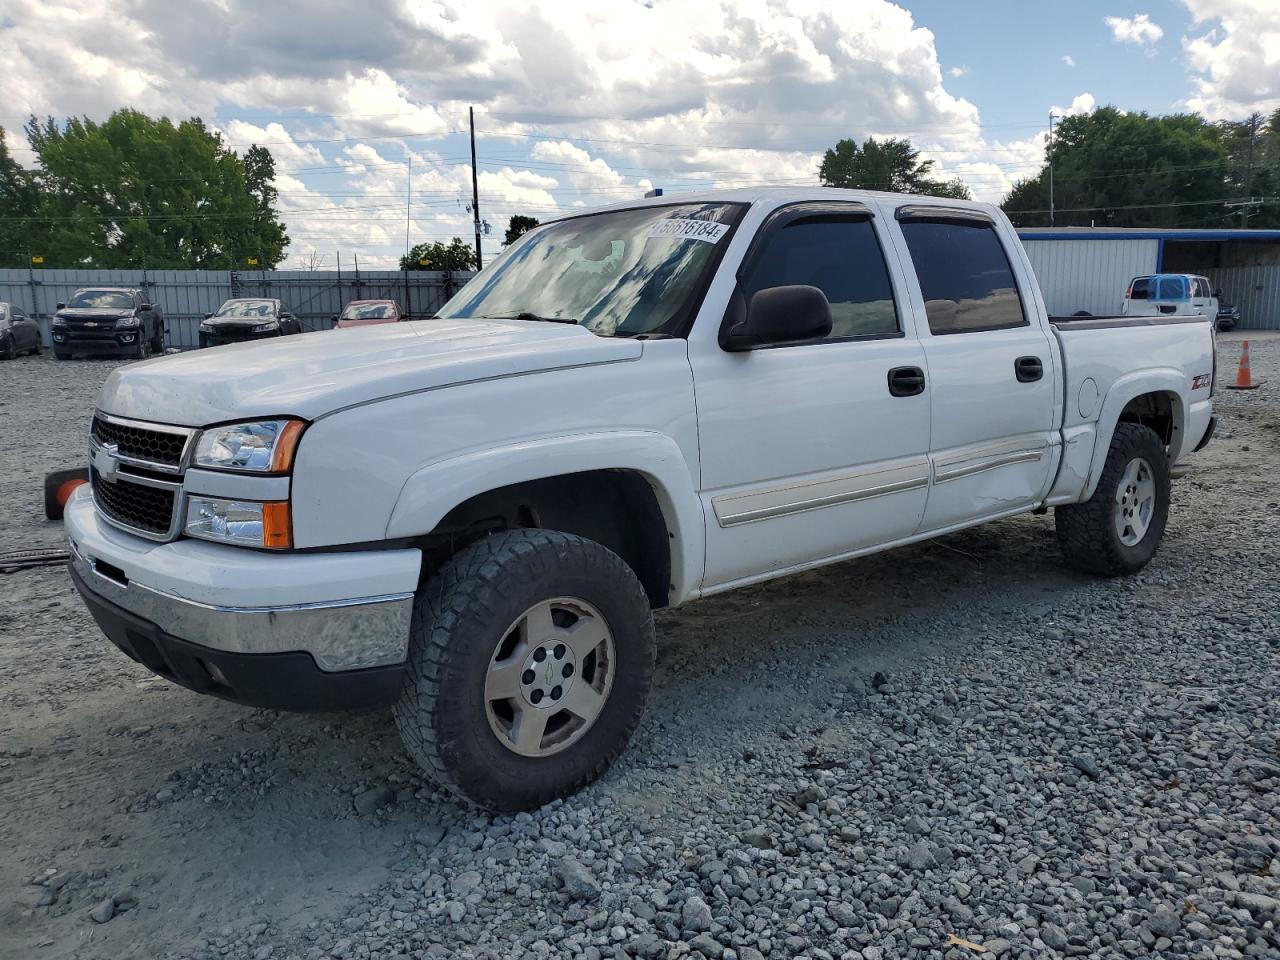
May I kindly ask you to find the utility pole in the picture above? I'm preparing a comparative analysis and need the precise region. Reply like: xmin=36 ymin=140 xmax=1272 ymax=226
xmin=1241 ymin=112 xmax=1261 ymax=228
xmin=470 ymin=106 xmax=483 ymax=269
xmin=405 ymin=153 xmax=413 ymax=260
xmin=1048 ymin=113 xmax=1058 ymax=228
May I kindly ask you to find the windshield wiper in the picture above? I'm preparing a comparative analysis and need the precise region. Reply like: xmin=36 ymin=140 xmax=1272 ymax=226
xmin=490 ymin=312 xmax=580 ymax=325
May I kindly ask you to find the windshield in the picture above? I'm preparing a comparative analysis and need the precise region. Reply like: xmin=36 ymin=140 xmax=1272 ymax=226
xmin=69 ymin=290 xmax=133 ymax=310
xmin=341 ymin=302 xmax=395 ymax=320
xmin=215 ymin=299 xmax=277 ymax=319
xmin=436 ymin=202 xmax=745 ymax=337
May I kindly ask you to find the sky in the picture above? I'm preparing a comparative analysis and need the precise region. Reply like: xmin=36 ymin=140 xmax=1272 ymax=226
xmin=1 ymin=0 xmax=1277 ymax=268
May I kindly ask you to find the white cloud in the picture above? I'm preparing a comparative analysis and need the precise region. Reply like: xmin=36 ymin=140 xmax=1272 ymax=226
xmin=1104 ymin=13 xmax=1164 ymax=45
xmin=1062 ymin=54 xmax=1076 ymax=67
xmin=1182 ymin=0 xmax=1280 ymax=119
xmin=0 ymin=0 xmax=1051 ymax=258
xmin=1054 ymin=93 xmax=1098 ymax=117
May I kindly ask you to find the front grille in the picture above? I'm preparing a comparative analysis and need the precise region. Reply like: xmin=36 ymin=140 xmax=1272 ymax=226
xmin=92 ymin=415 xmax=188 ymax=468
xmin=91 ymin=467 xmax=176 ymax=536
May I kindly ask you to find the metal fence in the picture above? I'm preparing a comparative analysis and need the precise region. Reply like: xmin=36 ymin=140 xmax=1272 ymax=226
xmin=0 ymin=268 xmax=475 ymax=349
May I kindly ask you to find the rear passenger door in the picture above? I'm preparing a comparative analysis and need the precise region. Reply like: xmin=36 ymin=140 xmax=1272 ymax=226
xmin=892 ymin=207 xmax=1058 ymax=533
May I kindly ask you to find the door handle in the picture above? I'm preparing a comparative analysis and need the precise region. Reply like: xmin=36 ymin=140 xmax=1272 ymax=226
xmin=1015 ymin=356 xmax=1043 ymax=383
xmin=888 ymin=366 xmax=926 ymax=397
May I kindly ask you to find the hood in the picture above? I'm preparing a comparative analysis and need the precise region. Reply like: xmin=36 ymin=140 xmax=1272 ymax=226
xmin=58 ymin=308 xmax=133 ymax=320
xmin=99 ymin=318 xmax=642 ymax=426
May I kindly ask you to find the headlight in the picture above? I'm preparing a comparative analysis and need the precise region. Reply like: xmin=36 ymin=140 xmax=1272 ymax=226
xmin=193 ymin=419 xmax=305 ymax=473
xmin=53 ymin=317 xmax=67 ymax=328
xmin=116 ymin=316 xmax=140 ymax=329
xmin=199 ymin=321 xmax=215 ymax=332
xmin=251 ymin=321 xmax=280 ymax=333
xmin=185 ymin=496 xmax=292 ymax=549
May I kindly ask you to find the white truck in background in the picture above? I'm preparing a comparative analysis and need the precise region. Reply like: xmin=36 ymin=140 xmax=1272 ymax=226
xmin=66 ymin=188 xmax=1216 ymax=810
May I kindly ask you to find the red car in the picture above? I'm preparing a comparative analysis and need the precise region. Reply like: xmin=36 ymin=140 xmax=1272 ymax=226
xmin=333 ymin=299 xmax=403 ymax=328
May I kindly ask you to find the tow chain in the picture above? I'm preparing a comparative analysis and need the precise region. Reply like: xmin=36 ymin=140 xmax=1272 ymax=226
xmin=0 ymin=548 xmax=71 ymax=574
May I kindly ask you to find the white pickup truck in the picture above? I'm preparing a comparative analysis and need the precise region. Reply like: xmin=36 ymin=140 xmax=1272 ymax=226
xmin=66 ymin=188 xmax=1217 ymax=810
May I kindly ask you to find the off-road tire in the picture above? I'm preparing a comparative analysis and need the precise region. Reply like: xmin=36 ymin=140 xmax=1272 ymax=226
xmin=54 ymin=348 xmax=70 ymax=360
xmin=394 ymin=529 xmax=656 ymax=811
xmin=0 ymin=334 xmax=13 ymax=360
xmin=30 ymin=337 xmax=42 ymax=355
xmin=149 ymin=325 xmax=164 ymax=353
xmin=1055 ymin=423 xmax=1170 ymax=576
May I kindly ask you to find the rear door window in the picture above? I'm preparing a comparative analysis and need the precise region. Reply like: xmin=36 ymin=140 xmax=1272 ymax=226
xmin=898 ymin=219 xmax=1027 ymax=334
xmin=1156 ymin=277 xmax=1186 ymax=300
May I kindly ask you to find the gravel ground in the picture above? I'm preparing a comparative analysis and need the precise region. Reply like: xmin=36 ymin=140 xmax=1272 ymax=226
xmin=1 ymin=335 xmax=1277 ymax=960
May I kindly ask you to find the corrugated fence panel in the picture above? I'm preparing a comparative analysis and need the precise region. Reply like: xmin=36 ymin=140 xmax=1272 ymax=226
xmin=1021 ymin=239 xmax=1159 ymax=316
xmin=0 ymin=269 xmax=474 ymax=349
xmin=1210 ymin=265 xmax=1280 ymax=331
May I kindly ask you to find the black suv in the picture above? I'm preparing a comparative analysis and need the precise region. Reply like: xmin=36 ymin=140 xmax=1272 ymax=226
xmin=52 ymin=288 xmax=165 ymax=359
xmin=199 ymin=298 xmax=301 ymax=347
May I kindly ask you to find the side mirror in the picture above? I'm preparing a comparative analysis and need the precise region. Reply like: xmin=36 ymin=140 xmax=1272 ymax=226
xmin=56 ymin=302 xmax=66 ymax=310
xmin=204 ymin=313 xmax=213 ymax=320
xmin=140 ymin=303 xmax=152 ymax=311
xmin=723 ymin=285 xmax=832 ymax=351
xmin=1213 ymin=288 xmax=1222 ymax=298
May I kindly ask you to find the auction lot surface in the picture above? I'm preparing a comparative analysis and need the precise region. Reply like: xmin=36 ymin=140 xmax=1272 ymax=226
xmin=2 ymin=338 xmax=1278 ymax=960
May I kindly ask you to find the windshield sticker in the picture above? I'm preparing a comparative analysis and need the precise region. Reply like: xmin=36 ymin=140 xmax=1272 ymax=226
xmin=646 ymin=218 xmax=730 ymax=244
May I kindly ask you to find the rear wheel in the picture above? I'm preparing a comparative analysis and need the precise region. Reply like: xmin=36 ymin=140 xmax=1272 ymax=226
xmin=394 ymin=529 xmax=655 ymax=811
xmin=1055 ymin=423 xmax=1170 ymax=576
xmin=149 ymin=324 xmax=164 ymax=353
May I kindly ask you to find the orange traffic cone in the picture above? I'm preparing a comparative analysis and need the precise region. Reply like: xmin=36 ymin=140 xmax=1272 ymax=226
xmin=43 ymin=467 xmax=89 ymax=520
xmin=1227 ymin=340 xmax=1260 ymax=390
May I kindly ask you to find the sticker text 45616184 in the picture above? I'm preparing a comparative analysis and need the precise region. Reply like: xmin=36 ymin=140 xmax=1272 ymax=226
xmin=646 ymin=218 xmax=730 ymax=244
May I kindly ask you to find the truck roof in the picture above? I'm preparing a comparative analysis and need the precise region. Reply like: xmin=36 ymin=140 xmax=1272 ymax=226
xmin=545 ymin=186 xmax=1002 ymax=221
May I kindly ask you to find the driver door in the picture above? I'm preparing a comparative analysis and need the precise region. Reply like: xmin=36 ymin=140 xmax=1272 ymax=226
xmin=689 ymin=201 xmax=931 ymax=590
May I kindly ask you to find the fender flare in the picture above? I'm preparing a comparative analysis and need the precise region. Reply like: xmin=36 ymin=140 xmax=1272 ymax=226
xmin=1083 ymin=368 xmax=1189 ymax=500
xmin=385 ymin=430 xmax=704 ymax=603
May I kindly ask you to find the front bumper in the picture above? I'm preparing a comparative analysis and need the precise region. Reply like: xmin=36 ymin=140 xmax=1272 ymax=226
xmin=70 ymin=564 xmax=405 ymax=711
xmin=53 ymin=329 xmax=140 ymax=354
xmin=199 ymin=329 xmax=281 ymax=348
xmin=65 ymin=489 xmax=421 ymax=709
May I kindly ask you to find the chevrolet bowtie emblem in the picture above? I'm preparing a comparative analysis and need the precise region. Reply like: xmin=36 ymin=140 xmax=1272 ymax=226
xmin=93 ymin=443 xmax=120 ymax=482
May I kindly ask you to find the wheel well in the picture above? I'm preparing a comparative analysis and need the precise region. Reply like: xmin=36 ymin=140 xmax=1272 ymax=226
xmin=419 ymin=470 xmax=672 ymax=608
xmin=1117 ymin=391 xmax=1177 ymax=448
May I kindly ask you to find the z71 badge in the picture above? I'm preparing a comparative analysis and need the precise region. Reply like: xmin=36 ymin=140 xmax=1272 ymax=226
xmin=1192 ymin=373 xmax=1212 ymax=390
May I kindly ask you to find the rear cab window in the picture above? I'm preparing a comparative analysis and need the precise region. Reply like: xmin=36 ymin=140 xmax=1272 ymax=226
xmin=897 ymin=214 xmax=1027 ymax=335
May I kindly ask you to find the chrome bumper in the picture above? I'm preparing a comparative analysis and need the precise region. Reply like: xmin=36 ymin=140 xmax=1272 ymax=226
xmin=69 ymin=539 xmax=412 ymax=671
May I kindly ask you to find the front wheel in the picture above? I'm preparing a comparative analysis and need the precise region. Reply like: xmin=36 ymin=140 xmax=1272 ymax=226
xmin=1055 ymin=423 xmax=1170 ymax=576
xmin=0 ymin=334 xmax=13 ymax=360
xmin=394 ymin=529 xmax=655 ymax=811
xmin=30 ymin=337 xmax=42 ymax=355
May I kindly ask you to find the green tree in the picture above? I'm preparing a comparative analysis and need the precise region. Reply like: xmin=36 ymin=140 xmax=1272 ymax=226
xmin=819 ymin=136 xmax=971 ymax=199
xmin=1002 ymin=107 xmax=1229 ymax=228
xmin=400 ymin=238 xmax=478 ymax=271
xmin=20 ymin=109 xmax=289 ymax=268
xmin=1216 ymin=110 xmax=1280 ymax=228
xmin=503 ymin=214 xmax=540 ymax=245
xmin=0 ymin=128 xmax=46 ymax=267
